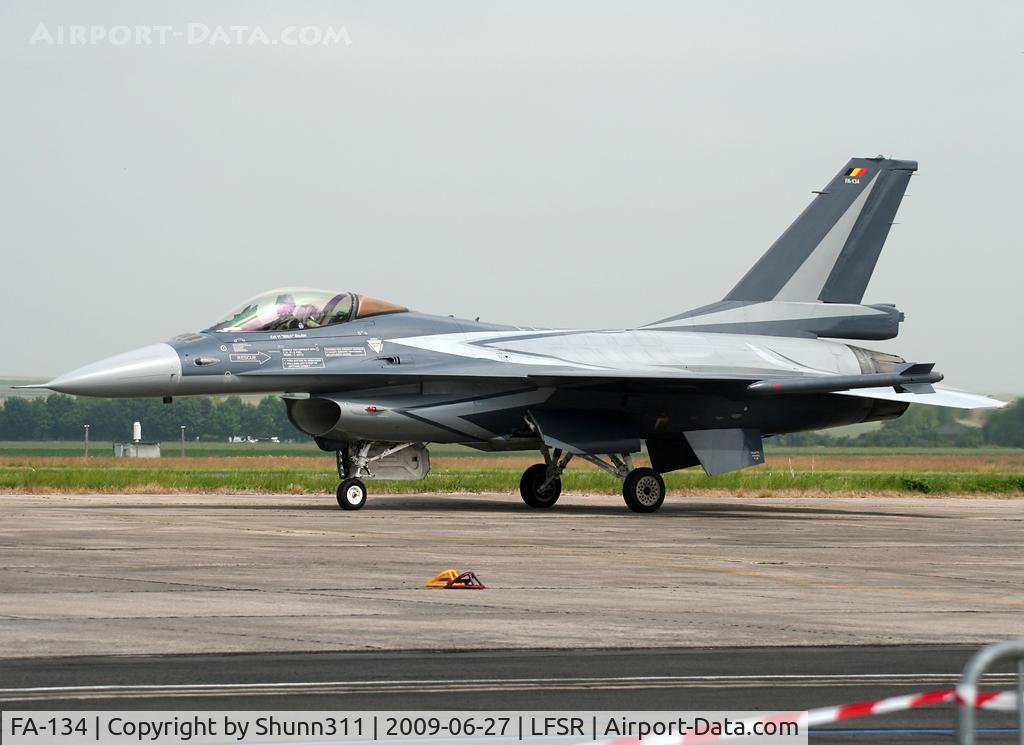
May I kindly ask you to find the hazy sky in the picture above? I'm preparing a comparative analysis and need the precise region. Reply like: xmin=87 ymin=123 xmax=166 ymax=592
xmin=1 ymin=2 xmax=1021 ymax=393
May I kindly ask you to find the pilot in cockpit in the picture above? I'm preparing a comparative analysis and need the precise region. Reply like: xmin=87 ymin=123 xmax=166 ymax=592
xmin=239 ymin=294 xmax=295 ymax=332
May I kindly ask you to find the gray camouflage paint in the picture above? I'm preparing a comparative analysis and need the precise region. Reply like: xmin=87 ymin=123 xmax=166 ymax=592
xmin=33 ymin=157 xmax=1003 ymax=479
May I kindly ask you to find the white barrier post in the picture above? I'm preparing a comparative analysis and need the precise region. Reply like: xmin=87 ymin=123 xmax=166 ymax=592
xmin=957 ymin=639 xmax=1024 ymax=745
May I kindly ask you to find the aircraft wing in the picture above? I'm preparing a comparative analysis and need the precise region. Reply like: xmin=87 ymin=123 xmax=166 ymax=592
xmin=523 ymin=369 xmax=1005 ymax=409
xmin=303 ymin=361 xmax=1003 ymax=410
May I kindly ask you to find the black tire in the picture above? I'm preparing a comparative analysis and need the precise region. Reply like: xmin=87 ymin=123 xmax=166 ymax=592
xmin=622 ymin=468 xmax=665 ymax=513
xmin=519 ymin=463 xmax=562 ymax=508
xmin=336 ymin=478 xmax=367 ymax=510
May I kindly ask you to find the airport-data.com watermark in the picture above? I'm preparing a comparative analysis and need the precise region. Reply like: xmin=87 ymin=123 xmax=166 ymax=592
xmin=28 ymin=23 xmax=352 ymax=47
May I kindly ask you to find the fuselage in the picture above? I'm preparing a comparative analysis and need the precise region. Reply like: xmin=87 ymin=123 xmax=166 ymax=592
xmin=43 ymin=310 xmax=907 ymax=449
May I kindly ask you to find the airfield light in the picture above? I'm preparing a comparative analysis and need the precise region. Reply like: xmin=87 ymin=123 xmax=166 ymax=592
xmin=83 ymin=424 xmax=90 ymax=458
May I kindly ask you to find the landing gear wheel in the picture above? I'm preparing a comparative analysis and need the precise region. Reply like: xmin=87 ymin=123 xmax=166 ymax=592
xmin=519 ymin=463 xmax=562 ymax=508
xmin=336 ymin=478 xmax=367 ymax=510
xmin=622 ymin=468 xmax=665 ymax=513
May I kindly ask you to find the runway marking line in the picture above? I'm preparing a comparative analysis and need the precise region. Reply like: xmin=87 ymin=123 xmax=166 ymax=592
xmin=0 ymin=672 xmax=1015 ymax=701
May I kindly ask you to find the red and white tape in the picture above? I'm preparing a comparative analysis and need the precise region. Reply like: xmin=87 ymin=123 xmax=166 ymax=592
xmin=596 ymin=687 xmax=1017 ymax=745
xmin=807 ymin=686 xmax=1014 ymax=726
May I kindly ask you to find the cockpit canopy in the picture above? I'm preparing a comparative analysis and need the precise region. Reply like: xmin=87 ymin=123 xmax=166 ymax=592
xmin=206 ymin=288 xmax=407 ymax=333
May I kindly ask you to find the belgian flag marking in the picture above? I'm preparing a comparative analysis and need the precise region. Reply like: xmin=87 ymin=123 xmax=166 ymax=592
xmin=846 ymin=166 xmax=867 ymax=178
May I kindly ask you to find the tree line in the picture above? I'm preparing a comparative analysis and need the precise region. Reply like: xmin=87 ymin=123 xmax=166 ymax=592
xmin=772 ymin=398 xmax=1024 ymax=448
xmin=0 ymin=393 xmax=1022 ymax=446
xmin=0 ymin=395 xmax=301 ymax=441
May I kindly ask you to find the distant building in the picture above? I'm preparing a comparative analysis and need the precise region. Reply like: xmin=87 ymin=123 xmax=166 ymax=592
xmin=113 ymin=420 xmax=161 ymax=458
xmin=112 ymin=442 xmax=161 ymax=458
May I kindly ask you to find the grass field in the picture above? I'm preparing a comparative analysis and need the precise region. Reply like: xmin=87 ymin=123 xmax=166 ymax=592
xmin=0 ymin=446 xmax=1022 ymax=496
xmin=2 ymin=440 xmax=1022 ymax=459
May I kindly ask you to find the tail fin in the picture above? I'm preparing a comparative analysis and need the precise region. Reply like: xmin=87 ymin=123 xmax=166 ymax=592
xmin=725 ymin=156 xmax=917 ymax=303
xmin=646 ymin=156 xmax=916 ymax=339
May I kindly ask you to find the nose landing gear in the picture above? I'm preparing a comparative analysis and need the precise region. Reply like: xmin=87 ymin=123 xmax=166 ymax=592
xmin=337 ymin=478 xmax=367 ymax=510
xmin=333 ymin=441 xmax=422 ymax=510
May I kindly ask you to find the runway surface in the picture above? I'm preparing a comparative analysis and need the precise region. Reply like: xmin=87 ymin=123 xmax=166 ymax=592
xmin=1 ymin=646 xmax=1019 ymax=741
xmin=2 ymin=492 xmax=1022 ymax=656
xmin=1 ymin=492 xmax=1022 ymax=742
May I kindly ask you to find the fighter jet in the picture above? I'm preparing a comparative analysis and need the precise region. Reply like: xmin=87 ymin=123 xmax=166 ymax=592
xmin=26 ymin=156 xmax=1004 ymax=512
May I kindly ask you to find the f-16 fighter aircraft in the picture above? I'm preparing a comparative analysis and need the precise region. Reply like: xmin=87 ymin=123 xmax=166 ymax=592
xmin=26 ymin=156 xmax=1004 ymax=512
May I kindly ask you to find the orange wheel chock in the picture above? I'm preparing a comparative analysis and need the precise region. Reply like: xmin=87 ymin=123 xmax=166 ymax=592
xmin=424 ymin=569 xmax=459 ymax=588
xmin=445 ymin=571 xmax=486 ymax=589
xmin=424 ymin=569 xmax=486 ymax=589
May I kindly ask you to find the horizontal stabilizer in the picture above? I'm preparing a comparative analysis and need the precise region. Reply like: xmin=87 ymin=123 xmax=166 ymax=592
xmin=836 ymin=384 xmax=1007 ymax=410
xmin=747 ymin=363 xmax=942 ymax=396
xmin=683 ymin=428 xmax=765 ymax=476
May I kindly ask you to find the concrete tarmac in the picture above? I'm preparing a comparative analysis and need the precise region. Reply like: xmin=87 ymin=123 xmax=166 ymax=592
xmin=2 ymin=492 xmax=1023 ymax=742
xmin=1 ymin=492 xmax=1022 ymax=658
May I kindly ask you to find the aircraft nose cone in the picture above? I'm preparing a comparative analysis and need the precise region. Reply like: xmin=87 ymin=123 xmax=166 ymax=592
xmin=46 ymin=343 xmax=182 ymax=397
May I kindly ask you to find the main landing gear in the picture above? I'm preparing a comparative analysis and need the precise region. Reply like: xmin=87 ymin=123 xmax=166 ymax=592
xmin=518 ymin=444 xmax=666 ymax=513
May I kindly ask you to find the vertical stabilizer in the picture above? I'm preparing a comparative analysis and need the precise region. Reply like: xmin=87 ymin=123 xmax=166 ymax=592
xmin=725 ymin=157 xmax=917 ymax=303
